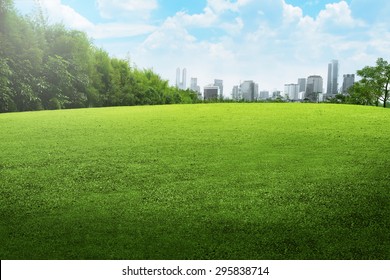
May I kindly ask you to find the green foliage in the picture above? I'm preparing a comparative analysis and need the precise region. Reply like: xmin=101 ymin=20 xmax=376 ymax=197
xmin=0 ymin=58 xmax=15 ymax=112
xmin=349 ymin=58 xmax=390 ymax=107
xmin=0 ymin=1 xmax=197 ymax=113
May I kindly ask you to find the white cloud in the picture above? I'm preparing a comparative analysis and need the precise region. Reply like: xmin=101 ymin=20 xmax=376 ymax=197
xmin=96 ymin=0 xmax=158 ymax=19
xmin=316 ymin=1 xmax=365 ymax=29
xmin=220 ymin=17 xmax=244 ymax=35
xmin=24 ymin=0 xmax=157 ymax=40
xmin=207 ymin=0 xmax=243 ymax=13
xmin=282 ymin=2 xmax=303 ymax=24
xmin=174 ymin=8 xmax=218 ymax=28
xmin=141 ymin=20 xmax=196 ymax=51
xmin=36 ymin=0 xmax=94 ymax=31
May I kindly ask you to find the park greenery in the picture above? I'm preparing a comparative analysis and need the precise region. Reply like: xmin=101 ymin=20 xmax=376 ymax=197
xmin=347 ymin=58 xmax=390 ymax=107
xmin=0 ymin=0 xmax=198 ymax=113
xmin=0 ymin=103 xmax=389 ymax=259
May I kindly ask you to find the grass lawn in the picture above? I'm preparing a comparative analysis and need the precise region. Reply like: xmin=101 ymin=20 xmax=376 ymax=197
xmin=0 ymin=103 xmax=389 ymax=259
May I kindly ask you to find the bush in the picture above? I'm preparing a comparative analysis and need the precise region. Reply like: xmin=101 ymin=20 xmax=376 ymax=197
xmin=48 ymin=98 xmax=61 ymax=110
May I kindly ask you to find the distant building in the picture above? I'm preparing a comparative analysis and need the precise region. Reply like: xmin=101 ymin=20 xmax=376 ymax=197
xmin=232 ymin=85 xmax=240 ymax=100
xmin=190 ymin=77 xmax=200 ymax=92
xmin=214 ymin=79 xmax=224 ymax=99
xmin=272 ymin=90 xmax=282 ymax=99
xmin=190 ymin=78 xmax=202 ymax=99
xmin=342 ymin=74 xmax=355 ymax=94
xmin=176 ymin=67 xmax=187 ymax=90
xmin=298 ymin=78 xmax=306 ymax=92
xmin=327 ymin=60 xmax=339 ymax=96
xmin=176 ymin=68 xmax=181 ymax=88
xmin=204 ymin=85 xmax=220 ymax=100
xmin=241 ymin=80 xmax=258 ymax=101
xmin=306 ymin=75 xmax=323 ymax=102
xmin=182 ymin=68 xmax=187 ymax=89
xmin=254 ymin=83 xmax=259 ymax=100
xmin=284 ymin=84 xmax=299 ymax=100
xmin=259 ymin=91 xmax=269 ymax=100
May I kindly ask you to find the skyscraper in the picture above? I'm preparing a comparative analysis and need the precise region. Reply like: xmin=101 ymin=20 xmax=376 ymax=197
xmin=182 ymin=68 xmax=187 ymax=90
xmin=298 ymin=78 xmax=307 ymax=93
xmin=175 ymin=67 xmax=187 ymax=90
xmin=190 ymin=78 xmax=200 ymax=92
xmin=306 ymin=75 xmax=323 ymax=102
xmin=214 ymin=79 xmax=223 ymax=99
xmin=190 ymin=77 xmax=202 ymax=99
xmin=284 ymin=84 xmax=299 ymax=100
xmin=232 ymin=85 xmax=240 ymax=100
xmin=327 ymin=60 xmax=339 ymax=96
xmin=241 ymin=81 xmax=258 ymax=101
xmin=176 ymin=68 xmax=181 ymax=88
xmin=259 ymin=91 xmax=269 ymax=100
xmin=342 ymin=74 xmax=355 ymax=94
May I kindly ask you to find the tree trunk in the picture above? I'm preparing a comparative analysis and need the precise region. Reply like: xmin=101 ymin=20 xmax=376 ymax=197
xmin=384 ymin=80 xmax=389 ymax=108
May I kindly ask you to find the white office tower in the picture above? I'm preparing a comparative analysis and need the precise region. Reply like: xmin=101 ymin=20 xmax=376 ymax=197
xmin=182 ymin=68 xmax=187 ymax=89
xmin=327 ymin=60 xmax=339 ymax=96
xmin=190 ymin=78 xmax=202 ymax=99
xmin=306 ymin=75 xmax=323 ymax=102
xmin=190 ymin=78 xmax=200 ymax=92
xmin=176 ymin=67 xmax=187 ymax=90
xmin=298 ymin=78 xmax=307 ymax=92
xmin=259 ymin=91 xmax=269 ymax=100
xmin=232 ymin=85 xmax=240 ymax=100
xmin=214 ymin=79 xmax=224 ymax=99
xmin=241 ymin=81 xmax=258 ymax=101
xmin=284 ymin=84 xmax=299 ymax=100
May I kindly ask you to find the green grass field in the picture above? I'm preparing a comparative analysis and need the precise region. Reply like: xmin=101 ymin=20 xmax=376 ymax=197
xmin=0 ymin=103 xmax=389 ymax=259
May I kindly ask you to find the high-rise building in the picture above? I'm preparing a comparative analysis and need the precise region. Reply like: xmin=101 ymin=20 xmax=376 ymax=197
xmin=298 ymin=78 xmax=306 ymax=92
xmin=232 ymin=85 xmax=240 ymax=100
xmin=327 ymin=60 xmax=339 ymax=96
xmin=182 ymin=68 xmax=187 ymax=89
xmin=272 ymin=91 xmax=282 ymax=99
xmin=175 ymin=67 xmax=187 ymax=90
xmin=176 ymin=68 xmax=181 ymax=88
xmin=241 ymin=80 xmax=258 ymax=101
xmin=342 ymin=74 xmax=355 ymax=94
xmin=214 ymin=79 xmax=223 ymax=99
xmin=204 ymin=85 xmax=220 ymax=100
xmin=306 ymin=75 xmax=323 ymax=102
xmin=259 ymin=91 xmax=269 ymax=100
xmin=190 ymin=78 xmax=201 ymax=99
xmin=254 ymin=84 xmax=259 ymax=100
xmin=190 ymin=78 xmax=200 ymax=92
xmin=284 ymin=84 xmax=299 ymax=100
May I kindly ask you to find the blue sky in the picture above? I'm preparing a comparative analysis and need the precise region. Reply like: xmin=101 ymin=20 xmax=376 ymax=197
xmin=15 ymin=0 xmax=390 ymax=95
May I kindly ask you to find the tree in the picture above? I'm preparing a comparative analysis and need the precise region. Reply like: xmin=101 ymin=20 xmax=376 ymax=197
xmin=0 ymin=58 xmax=15 ymax=112
xmin=352 ymin=58 xmax=390 ymax=108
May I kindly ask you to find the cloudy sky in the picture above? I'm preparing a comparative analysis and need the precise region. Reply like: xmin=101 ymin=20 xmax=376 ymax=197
xmin=15 ymin=0 xmax=390 ymax=96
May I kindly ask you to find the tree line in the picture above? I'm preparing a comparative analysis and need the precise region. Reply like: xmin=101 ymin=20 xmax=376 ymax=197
xmin=0 ymin=0 xmax=199 ymax=113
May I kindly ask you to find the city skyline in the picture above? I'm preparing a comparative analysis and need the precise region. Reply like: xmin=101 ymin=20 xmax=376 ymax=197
xmin=179 ymin=57 xmax=356 ymax=99
xmin=14 ymin=0 xmax=390 ymax=93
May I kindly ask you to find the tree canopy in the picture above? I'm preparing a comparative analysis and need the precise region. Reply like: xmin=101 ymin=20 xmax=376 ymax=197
xmin=0 ymin=0 xmax=198 ymax=113
xmin=348 ymin=58 xmax=390 ymax=108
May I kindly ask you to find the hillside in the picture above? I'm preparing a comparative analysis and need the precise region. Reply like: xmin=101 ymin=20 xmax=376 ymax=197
xmin=0 ymin=103 xmax=389 ymax=259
